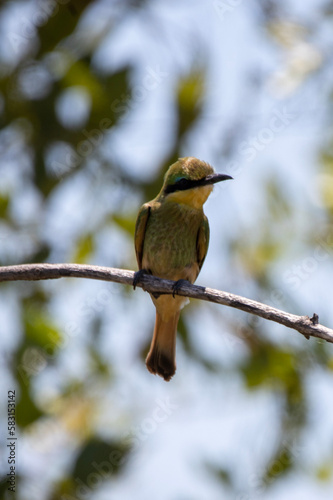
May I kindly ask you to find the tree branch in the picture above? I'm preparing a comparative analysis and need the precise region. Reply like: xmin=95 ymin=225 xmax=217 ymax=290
xmin=0 ymin=263 xmax=332 ymax=344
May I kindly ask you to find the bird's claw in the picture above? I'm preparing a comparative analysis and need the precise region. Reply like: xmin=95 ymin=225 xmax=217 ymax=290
xmin=133 ymin=269 xmax=148 ymax=290
xmin=172 ymin=279 xmax=190 ymax=298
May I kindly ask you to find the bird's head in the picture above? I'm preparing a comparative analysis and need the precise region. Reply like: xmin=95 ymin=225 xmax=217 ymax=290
xmin=161 ymin=157 xmax=232 ymax=209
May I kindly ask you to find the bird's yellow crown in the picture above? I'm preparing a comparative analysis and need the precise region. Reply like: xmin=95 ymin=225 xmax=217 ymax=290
xmin=163 ymin=157 xmax=214 ymax=186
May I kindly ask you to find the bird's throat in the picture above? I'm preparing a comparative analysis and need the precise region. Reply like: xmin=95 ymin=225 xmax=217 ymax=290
xmin=166 ymin=185 xmax=213 ymax=209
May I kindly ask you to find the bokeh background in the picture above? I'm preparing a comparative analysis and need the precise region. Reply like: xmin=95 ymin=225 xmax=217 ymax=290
xmin=1 ymin=1 xmax=333 ymax=499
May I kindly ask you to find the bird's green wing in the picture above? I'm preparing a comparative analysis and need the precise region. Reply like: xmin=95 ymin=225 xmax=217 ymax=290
xmin=196 ymin=215 xmax=210 ymax=272
xmin=134 ymin=203 xmax=151 ymax=269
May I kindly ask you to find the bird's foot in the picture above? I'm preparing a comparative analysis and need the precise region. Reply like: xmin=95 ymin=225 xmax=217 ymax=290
xmin=172 ymin=279 xmax=191 ymax=298
xmin=133 ymin=269 xmax=149 ymax=290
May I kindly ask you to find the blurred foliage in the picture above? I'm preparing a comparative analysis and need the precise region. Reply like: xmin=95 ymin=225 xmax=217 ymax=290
xmin=48 ymin=437 xmax=131 ymax=500
xmin=73 ymin=233 xmax=95 ymax=263
xmin=0 ymin=0 xmax=333 ymax=499
xmin=176 ymin=68 xmax=205 ymax=139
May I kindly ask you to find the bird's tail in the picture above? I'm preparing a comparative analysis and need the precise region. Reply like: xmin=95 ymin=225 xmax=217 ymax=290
xmin=145 ymin=311 xmax=179 ymax=381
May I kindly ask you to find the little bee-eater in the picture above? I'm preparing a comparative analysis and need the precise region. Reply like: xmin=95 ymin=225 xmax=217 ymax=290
xmin=134 ymin=157 xmax=232 ymax=381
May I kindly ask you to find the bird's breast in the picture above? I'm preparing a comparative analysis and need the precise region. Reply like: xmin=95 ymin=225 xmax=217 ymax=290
xmin=142 ymin=202 xmax=203 ymax=281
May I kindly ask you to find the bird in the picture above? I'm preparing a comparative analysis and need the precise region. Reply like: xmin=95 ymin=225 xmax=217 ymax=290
xmin=134 ymin=157 xmax=232 ymax=381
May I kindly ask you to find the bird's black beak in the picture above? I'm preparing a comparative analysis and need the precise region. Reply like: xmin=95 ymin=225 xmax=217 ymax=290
xmin=202 ymin=173 xmax=233 ymax=186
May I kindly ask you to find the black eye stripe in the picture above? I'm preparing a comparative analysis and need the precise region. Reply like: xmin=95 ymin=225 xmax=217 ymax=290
xmin=164 ymin=177 xmax=206 ymax=194
xmin=164 ymin=173 xmax=232 ymax=194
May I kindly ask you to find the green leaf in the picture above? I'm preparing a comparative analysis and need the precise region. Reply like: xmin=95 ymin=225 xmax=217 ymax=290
xmin=240 ymin=342 xmax=302 ymax=398
xmin=73 ymin=233 xmax=94 ymax=263
xmin=112 ymin=214 xmax=136 ymax=236
xmin=176 ymin=68 xmax=205 ymax=138
xmin=205 ymin=461 xmax=232 ymax=487
xmin=73 ymin=438 xmax=131 ymax=482
xmin=36 ymin=1 xmax=95 ymax=56
xmin=264 ymin=447 xmax=293 ymax=484
xmin=15 ymin=379 xmax=43 ymax=427
xmin=23 ymin=306 xmax=62 ymax=355
xmin=0 ymin=193 xmax=9 ymax=218
xmin=316 ymin=463 xmax=332 ymax=481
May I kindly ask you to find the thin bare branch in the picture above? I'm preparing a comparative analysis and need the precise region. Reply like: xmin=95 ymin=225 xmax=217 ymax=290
xmin=0 ymin=263 xmax=332 ymax=343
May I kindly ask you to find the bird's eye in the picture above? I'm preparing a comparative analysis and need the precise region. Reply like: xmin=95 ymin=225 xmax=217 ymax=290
xmin=174 ymin=177 xmax=187 ymax=187
xmin=164 ymin=176 xmax=190 ymax=194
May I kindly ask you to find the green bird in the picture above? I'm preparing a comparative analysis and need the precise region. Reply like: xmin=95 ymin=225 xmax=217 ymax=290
xmin=134 ymin=157 xmax=232 ymax=381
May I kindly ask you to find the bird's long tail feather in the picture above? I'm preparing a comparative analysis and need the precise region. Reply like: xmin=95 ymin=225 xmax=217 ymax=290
xmin=145 ymin=311 xmax=179 ymax=381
